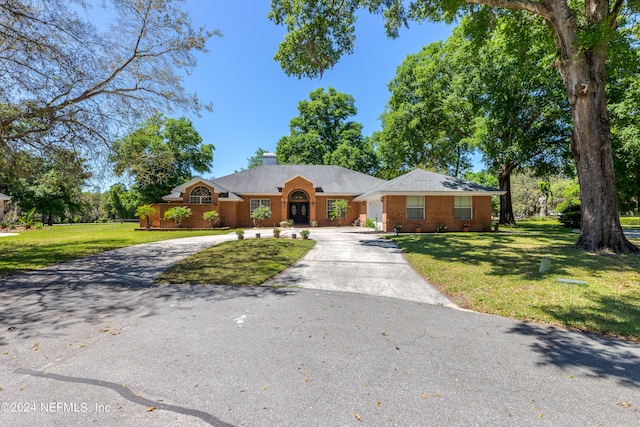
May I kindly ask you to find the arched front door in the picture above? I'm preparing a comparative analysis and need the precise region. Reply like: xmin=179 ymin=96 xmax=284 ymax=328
xmin=288 ymin=190 xmax=309 ymax=224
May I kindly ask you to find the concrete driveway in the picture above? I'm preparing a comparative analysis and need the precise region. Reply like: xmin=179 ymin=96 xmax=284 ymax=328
xmin=266 ymin=227 xmax=455 ymax=307
xmin=1 ymin=230 xmax=639 ymax=426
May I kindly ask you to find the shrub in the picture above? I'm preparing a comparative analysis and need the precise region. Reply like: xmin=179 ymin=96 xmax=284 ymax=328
xmin=250 ymin=206 xmax=271 ymax=227
xmin=163 ymin=206 xmax=192 ymax=228
xmin=300 ymin=229 xmax=310 ymax=239
xmin=20 ymin=207 xmax=37 ymax=229
xmin=135 ymin=204 xmax=157 ymax=229
xmin=620 ymin=217 xmax=640 ymax=226
xmin=365 ymin=218 xmax=375 ymax=228
xmin=203 ymin=210 xmax=220 ymax=228
xmin=558 ymin=204 xmax=581 ymax=229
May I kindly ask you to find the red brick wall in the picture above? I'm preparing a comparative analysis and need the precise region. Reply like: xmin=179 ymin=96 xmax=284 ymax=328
xmin=383 ymin=195 xmax=493 ymax=232
xmin=315 ymin=196 xmax=361 ymax=226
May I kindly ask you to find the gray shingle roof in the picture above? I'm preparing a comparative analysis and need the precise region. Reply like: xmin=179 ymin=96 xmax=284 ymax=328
xmin=209 ymin=165 xmax=385 ymax=195
xmin=354 ymin=169 xmax=504 ymax=200
xmin=0 ymin=192 xmax=10 ymax=201
xmin=167 ymin=167 xmax=503 ymax=200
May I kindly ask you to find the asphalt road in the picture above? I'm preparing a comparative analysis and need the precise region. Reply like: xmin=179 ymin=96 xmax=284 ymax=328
xmin=0 ymin=230 xmax=639 ymax=426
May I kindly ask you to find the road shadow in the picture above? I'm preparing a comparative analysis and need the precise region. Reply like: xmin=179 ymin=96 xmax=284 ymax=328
xmin=507 ymin=322 xmax=640 ymax=388
xmin=0 ymin=274 xmax=297 ymax=345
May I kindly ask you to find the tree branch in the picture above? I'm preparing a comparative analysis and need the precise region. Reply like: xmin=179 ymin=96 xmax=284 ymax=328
xmin=465 ymin=0 xmax=553 ymax=21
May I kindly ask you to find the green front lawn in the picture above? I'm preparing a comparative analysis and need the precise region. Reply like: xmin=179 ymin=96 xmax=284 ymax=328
xmin=391 ymin=219 xmax=640 ymax=340
xmin=0 ymin=223 xmax=230 ymax=278
xmin=157 ymin=239 xmax=315 ymax=286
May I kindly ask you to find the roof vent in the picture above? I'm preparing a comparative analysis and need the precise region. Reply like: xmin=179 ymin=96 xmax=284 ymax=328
xmin=262 ymin=152 xmax=277 ymax=166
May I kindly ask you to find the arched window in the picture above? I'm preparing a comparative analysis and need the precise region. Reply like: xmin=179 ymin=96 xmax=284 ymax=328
xmin=189 ymin=186 xmax=212 ymax=204
xmin=289 ymin=190 xmax=309 ymax=201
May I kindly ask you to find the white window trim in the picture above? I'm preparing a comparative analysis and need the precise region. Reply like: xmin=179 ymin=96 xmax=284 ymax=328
xmin=327 ymin=199 xmax=347 ymax=219
xmin=406 ymin=196 xmax=424 ymax=220
xmin=454 ymin=196 xmax=473 ymax=220
xmin=250 ymin=199 xmax=271 ymax=218
xmin=189 ymin=186 xmax=212 ymax=204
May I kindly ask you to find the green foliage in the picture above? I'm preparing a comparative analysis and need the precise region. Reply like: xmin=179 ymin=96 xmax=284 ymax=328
xmin=102 ymin=183 xmax=138 ymax=221
xmin=135 ymin=204 xmax=157 ymax=229
xmin=10 ymin=148 xmax=91 ymax=225
xmin=463 ymin=171 xmax=500 ymax=213
xmin=203 ymin=210 xmax=220 ymax=228
xmin=300 ymin=229 xmax=310 ymax=238
xmin=555 ymin=182 xmax=581 ymax=213
xmin=330 ymin=199 xmax=349 ymax=225
xmin=163 ymin=206 xmax=192 ymax=228
xmin=110 ymin=114 xmax=213 ymax=203
xmin=276 ymin=87 xmax=377 ymax=173
xmin=246 ymin=148 xmax=269 ymax=169
xmin=620 ymin=217 xmax=640 ymax=226
xmin=250 ymin=206 xmax=272 ymax=227
xmin=365 ymin=218 xmax=376 ymax=228
xmin=559 ymin=204 xmax=582 ymax=229
xmin=19 ymin=207 xmax=37 ymax=229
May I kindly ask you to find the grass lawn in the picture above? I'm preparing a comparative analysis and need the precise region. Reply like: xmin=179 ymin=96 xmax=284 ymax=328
xmin=157 ymin=238 xmax=315 ymax=286
xmin=391 ymin=219 xmax=640 ymax=340
xmin=0 ymin=223 xmax=231 ymax=278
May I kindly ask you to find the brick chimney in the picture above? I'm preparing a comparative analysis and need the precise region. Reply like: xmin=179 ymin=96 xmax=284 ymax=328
xmin=262 ymin=152 xmax=277 ymax=166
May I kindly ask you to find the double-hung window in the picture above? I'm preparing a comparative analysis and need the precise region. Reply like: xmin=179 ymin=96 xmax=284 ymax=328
xmin=327 ymin=199 xmax=347 ymax=219
xmin=406 ymin=196 xmax=424 ymax=220
xmin=250 ymin=199 xmax=271 ymax=218
xmin=454 ymin=196 xmax=472 ymax=220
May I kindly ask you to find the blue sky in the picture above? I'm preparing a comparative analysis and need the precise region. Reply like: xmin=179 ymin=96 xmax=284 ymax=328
xmin=179 ymin=2 xmax=454 ymax=178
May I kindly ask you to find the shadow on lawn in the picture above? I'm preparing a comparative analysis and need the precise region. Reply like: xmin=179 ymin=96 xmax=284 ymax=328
xmin=508 ymin=322 xmax=640 ymax=388
xmin=392 ymin=231 xmax=638 ymax=280
xmin=536 ymin=292 xmax=640 ymax=340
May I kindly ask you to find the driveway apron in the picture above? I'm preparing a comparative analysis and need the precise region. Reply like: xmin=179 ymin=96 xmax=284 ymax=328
xmin=267 ymin=228 xmax=456 ymax=307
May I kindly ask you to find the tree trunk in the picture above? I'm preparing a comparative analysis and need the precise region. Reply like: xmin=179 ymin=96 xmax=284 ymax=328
xmin=539 ymin=195 xmax=548 ymax=217
xmin=498 ymin=165 xmax=516 ymax=225
xmin=546 ymin=0 xmax=638 ymax=252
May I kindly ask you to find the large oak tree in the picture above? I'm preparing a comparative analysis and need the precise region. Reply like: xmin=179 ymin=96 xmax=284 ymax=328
xmin=269 ymin=0 xmax=639 ymax=252
xmin=276 ymin=87 xmax=378 ymax=174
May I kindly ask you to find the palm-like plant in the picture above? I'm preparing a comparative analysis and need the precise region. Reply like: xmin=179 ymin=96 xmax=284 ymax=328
xmin=164 ymin=206 xmax=192 ymax=228
xmin=135 ymin=204 xmax=157 ymax=229
xmin=203 ymin=210 xmax=220 ymax=228
xmin=250 ymin=206 xmax=271 ymax=227
xmin=330 ymin=199 xmax=349 ymax=226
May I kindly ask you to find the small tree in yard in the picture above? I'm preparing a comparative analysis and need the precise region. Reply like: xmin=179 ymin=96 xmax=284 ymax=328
xmin=330 ymin=199 xmax=349 ymax=226
xmin=203 ymin=210 xmax=220 ymax=228
xmin=164 ymin=206 xmax=192 ymax=228
xmin=135 ymin=204 xmax=156 ymax=229
xmin=250 ymin=206 xmax=272 ymax=227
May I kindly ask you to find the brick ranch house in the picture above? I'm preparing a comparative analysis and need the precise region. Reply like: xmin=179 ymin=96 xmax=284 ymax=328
xmin=143 ymin=155 xmax=504 ymax=232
